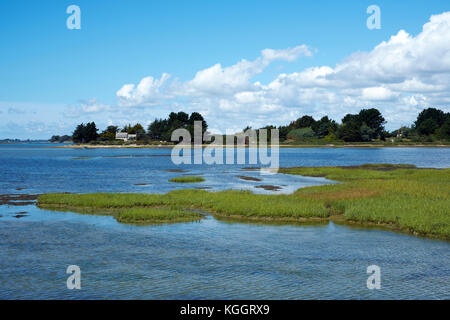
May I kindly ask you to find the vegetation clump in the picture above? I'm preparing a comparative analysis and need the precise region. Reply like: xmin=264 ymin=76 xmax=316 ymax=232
xmin=116 ymin=207 xmax=203 ymax=224
xmin=169 ymin=176 xmax=205 ymax=183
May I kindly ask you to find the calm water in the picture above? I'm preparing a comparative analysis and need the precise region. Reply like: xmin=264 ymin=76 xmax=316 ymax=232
xmin=0 ymin=144 xmax=449 ymax=299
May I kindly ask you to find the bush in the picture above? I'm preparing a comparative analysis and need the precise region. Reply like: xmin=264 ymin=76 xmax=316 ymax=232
xmin=287 ymin=127 xmax=315 ymax=140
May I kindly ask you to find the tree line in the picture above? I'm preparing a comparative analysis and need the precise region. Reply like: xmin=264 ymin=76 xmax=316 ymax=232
xmin=265 ymin=107 xmax=449 ymax=143
xmin=68 ymin=107 xmax=449 ymax=144
xmin=71 ymin=112 xmax=208 ymax=143
xmin=49 ymin=135 xmax=72 ymax=143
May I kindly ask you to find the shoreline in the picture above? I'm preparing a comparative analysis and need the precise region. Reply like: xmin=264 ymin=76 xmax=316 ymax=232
xmin=213 ymin=212 xmax=448 ymax=241
xmin=44 ymin=143 xmax=450 ymax=149
xmin=37 ymin=198 xmax=449 ymax=241
xmin=37 ymin=203 xmax=446 ymax=240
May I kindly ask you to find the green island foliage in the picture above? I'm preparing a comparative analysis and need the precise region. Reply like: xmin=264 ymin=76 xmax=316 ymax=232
xmin=37 ymin=164 xmax=450 ymax=239
xmin=61 ymin=107 xmax=449 ymax=145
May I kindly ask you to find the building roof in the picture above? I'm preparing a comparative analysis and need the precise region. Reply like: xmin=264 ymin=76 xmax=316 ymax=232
xmin=116 ymin=132 xmax=128 ymax=138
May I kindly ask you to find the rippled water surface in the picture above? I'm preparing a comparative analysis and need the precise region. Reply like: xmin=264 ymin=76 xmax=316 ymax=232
xmin=0 ymin=144 xmax=449 ymax=299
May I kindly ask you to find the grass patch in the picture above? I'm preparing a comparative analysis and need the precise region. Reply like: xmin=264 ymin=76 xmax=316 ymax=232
xmin=281 ymin=164 xmax=450 ymax=239
xmin=116 ymin=207 xmax=203 ymax=224
xmin=37 ymin=164 xmax=450 ymax=239
xmin=38 ymin=189 xmax=328 ymax=219
xmin=169 ymin=176 xmax=205 ymax=183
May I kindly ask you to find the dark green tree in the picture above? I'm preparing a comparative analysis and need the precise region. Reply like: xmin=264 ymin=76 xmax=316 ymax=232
xmin=72 ymin=122 xmax=98 ymax=143
xmin=341 ymin=108 xmax=385 ymax=140
xmin=72 ymin=123 xmax=86 ymax=143
xmin=105 ymin=126 xmax=119 ymax=134
xmin=342 ymin=114 xmax=360 ymax=124
xmin=84 ymin=122 xmax=99 ymax=142
xmin=360 ymin=123 xmax=375 ymax=142
xmin=128 ymin=123 xmax=145 ymax=134
xmin=417 ymin=118 xmax=439 ymax=136
xmin=99 ymin=126 xmax=119 ymax=141
xmin=358 ymin=108 xmax=385 ymax=137
xmin=148 ymin=119 xmax=168 ymax=140
xmin=295 ymin=115 xmax=316 ymax=128
xmin=176 ymin=111 xmax=189 ymax=125
xmin=337 ymin=122 xmax=362 ymax=142
xmin=415 ymin=108 xmax=446 ymax=131
xmin=147 ymin=112 xmax=208 ymax=142
xmin=278 ymin=125 xmax=291 ymax=141
xmin=436 ymin=118 xmax=450 ymax=140
xmin=312 ymin=116 xmax=338 ymax=138
xmin=187 ymin=112 xmax=208 ymax=139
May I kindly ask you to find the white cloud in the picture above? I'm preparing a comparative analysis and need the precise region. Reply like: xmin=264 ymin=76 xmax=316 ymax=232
xmin=101 ymin=12 xmax=450 ymax=131
xmin=116 ymin=73 xmax=171 ymax=107
xmin=117 ymin=45 xmax=312 ymax=100
xmin=362 ymin=87 xmax=399 ymax=101
xmin=261 ymin=45 xmax=312 ymax=63
xmin=185 ymin=61 xmax=257 ymax=96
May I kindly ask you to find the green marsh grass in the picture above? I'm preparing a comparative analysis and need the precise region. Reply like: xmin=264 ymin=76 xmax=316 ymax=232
xmin=116 ymin=207 xmax=203 ymax=224
xmin=283 ymin=164 xmax=450 ymax=238
xmin=37 ymin=164 xmax=450 ymax=239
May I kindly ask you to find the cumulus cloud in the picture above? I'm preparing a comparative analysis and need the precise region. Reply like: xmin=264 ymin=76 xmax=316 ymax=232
xmin=109 ymin=12 xmax=450 ymax=131
xmin=117 ymin=45 xmax=312 ymax=101
xmin=183 ymin=45 xmax=312 ymax=97
xmin=117 ymin=73 xmax=172 ymax=107
xmin=362 ymin=87 xmax=399 ymax=101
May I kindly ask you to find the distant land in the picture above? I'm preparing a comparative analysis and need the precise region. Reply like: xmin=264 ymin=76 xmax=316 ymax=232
xmin=0 ymin=139 xmax=69 ymax=144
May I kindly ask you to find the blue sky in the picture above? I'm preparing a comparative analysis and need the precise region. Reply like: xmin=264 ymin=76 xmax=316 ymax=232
xmin=1 ymin=0 xmax=449 ymax=139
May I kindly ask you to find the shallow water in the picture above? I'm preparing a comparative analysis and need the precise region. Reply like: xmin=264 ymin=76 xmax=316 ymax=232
xmin=0 ymin=144 xmax=449 ymax=299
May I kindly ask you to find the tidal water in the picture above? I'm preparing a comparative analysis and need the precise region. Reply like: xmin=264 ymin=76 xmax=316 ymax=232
xmin=0 ymin=144 xmax=449 ymax=299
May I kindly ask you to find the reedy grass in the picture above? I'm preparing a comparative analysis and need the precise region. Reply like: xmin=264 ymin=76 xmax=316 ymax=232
xmin=37 ymin=164 xmax=450 ymax=239
xmin=38 ymin=189 xmax=328 ymax=219
xmin=116 ymin=207 xmax=204 ymax=224
xmin=283 ymin=164 xmax=450 ymax=238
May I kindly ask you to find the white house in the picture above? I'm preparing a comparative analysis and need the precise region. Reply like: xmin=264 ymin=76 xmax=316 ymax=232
xmin=115 ymin=132 xmax=137 ymax=141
